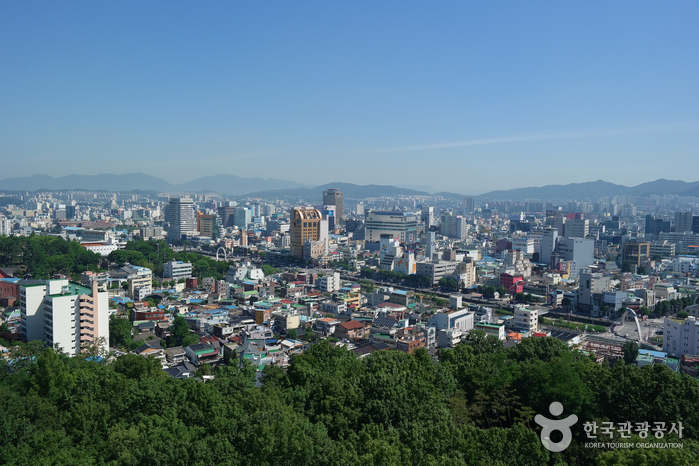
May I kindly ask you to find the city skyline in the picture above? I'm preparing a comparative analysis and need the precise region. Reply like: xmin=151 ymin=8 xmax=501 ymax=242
xmin=2 ymin=2 xmax=698 ymax=193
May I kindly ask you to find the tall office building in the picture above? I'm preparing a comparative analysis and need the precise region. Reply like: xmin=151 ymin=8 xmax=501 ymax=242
xmin=675 ymin=212 xmax=694 ymax=233
xmin=290 ymin=207 xmax=328 ymax=259
xmin=20 ymin=280 xmax=109 ymax=356
xmin=539 ymin=228 xmax=559 ymax=267
xmin=645 ymin=215 xmax=671 ymax=238
xmin=564 ymin=218 xmax=589 ymax=238
xmin=365 ymin=211 xmax=419 ymax=245
xmin=234 ymin=207 xmax=252 ymax=230
xmin=168 ymin=197 xmax=196 ymax=242
xmin=323 ymin=189 xmax=344 ymax=225
xmin=218 ymin=206 xmax=237 ymax=227
xmin=557 ymin=237 xmax=595 ymax=277
xmin=425 ymin=231 xmax=437 ymax=261
xmin=197 ymin=213 xmax=221 ymax=239
xmin=421 ymin=207 xmax=435 ymax=229
xmin=321 ymin=205 xmax=336 ymax=231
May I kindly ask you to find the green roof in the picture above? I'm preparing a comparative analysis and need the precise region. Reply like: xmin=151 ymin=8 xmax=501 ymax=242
xmin=48 ymin=282 xmax=92 ymax=298
xmin=477 ymin=323 xmax=503 ymax=329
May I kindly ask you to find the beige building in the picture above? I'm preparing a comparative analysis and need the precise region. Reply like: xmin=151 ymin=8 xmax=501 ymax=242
xmin=290 ymin=208 xmax=327 ymax=259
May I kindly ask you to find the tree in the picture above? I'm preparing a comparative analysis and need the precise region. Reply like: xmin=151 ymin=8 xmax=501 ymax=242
xmin=481 ymin=285 xmax=495 ymax=299
xmin=170 ymin=315 xmax=190 ymax=346
xmin=287 ymin=328 xmax=299 ymax=340
xmin=622 ymin=340 xmax=639 ymax=365
xmin=678 ymin=311 xmax=689 ymax=319
xmin=621 ymin=260 xmax=633 ymax=273
xmin=109 ymin=315 xmax=134 ymax=349
xmin=561 ymin=297 xmax=571 ymax=308
xmin=496 ymin=286 xmax=507 ymax=296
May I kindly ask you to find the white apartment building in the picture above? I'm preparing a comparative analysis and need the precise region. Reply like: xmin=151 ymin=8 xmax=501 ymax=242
xmin=0 ymin=215 xmax=12 ymax=235
xmin=168 ymin=196 xmax=196 ymax=242
xmin=164 ymin=261 xmax=193 ymax=280
xmin=663 ymin=316 xmax=699 ymax=358
xmin=122 ymin=265 xmax=152 ymax=299
xmin=513 ymin=307 xmax=538 ymax=332
xmin=20 ymin=280 xmax=109 ymax=356
xmin=319 ymin=272 xmax=342 ymax=293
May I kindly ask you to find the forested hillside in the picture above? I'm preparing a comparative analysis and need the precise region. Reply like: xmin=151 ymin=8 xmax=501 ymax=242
xmin=1 ymin=336 xmax=697 ymax=465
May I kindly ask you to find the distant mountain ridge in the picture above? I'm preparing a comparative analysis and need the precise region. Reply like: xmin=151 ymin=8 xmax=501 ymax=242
xmin=477 ymin=179 xmax=699 ymax=201
xmin=0 ymin=173 xmax=305 ymax=196
xmin=2 ymin=173 xmax=699 ymax=201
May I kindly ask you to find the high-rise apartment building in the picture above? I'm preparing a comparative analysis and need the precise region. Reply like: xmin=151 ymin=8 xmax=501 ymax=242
xmin=20 ymin=280 xmax=109 ymax=356
xmin=440 ymin=213 xmax=468 ymax=240
xmin=322 ymin=189 xmax=343 ymax=225
xmin=168 ymin=197 xmax=196 ymax=242
xmin=675 ymin=212 xmax=694 ymax=233
xmin=290 ymin=208 xmax=328 ymax=259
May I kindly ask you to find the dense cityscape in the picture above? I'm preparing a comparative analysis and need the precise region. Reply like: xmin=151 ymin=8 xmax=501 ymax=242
xmin=3 ymin=1 xmax=699 ymax=465
xmin=1 ymin=180 xmax=699 ymax=464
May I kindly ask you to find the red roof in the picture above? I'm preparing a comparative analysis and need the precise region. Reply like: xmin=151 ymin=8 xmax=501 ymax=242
xmin=377 ymin=302 xmax=404 ymax=308
xmin=339 ymin=320 xmax=364 ymax=330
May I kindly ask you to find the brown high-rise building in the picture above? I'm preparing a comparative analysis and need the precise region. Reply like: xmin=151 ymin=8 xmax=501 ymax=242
xmin=323 ymin=188 xmax=343 ymax=225
xmin=290 ymin=207 xmax=326 ymax=258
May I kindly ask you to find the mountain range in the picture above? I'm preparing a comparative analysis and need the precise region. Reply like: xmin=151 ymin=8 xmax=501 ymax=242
xmin=0 ymin=173 xmax=305 ymax=196
xmin=2 ymin=173 xmax=699 ymax=201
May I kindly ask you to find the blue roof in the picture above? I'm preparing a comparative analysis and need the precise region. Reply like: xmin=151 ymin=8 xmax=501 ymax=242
xmin=266 ymin=339 xmax=278 ymax=345
xmin=639 ymin=349 xmax=667 ymax=359
xmin=0 ymin=278 xmax=21 ymax=284
xmin=63 ymin=226 xmax=82 ymax=231
xmin=392 ymin=290 xmax=408 ymax=295
xmin=189 ymin=299 xmax=204 ymax=304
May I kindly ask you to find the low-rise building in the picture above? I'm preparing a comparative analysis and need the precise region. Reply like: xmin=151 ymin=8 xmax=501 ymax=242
xmin=475 ymin=322 xmax=506 ymax=340
xmin=429 ymin=309 xmax=474 ymax=332
xmin=334 ymin=320 xmax=366 ymax=341
xmin=512 ymin=307 xmax=538 ymax=332
xmin=164 ymin=261 xmax=193 ymax=280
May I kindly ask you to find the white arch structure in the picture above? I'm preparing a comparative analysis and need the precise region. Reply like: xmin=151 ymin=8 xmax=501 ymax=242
xmin=216 ymin=247 xmax=227 ymax=261
xmin=617 ymin=308 xmax=643 ymax=342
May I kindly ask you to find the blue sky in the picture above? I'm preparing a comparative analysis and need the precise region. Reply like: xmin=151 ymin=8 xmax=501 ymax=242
xmin=1 ymin=1 xmax=698 ymax=194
